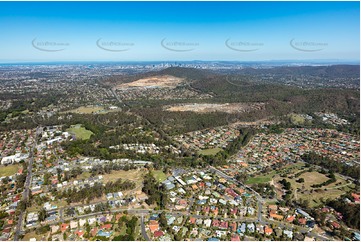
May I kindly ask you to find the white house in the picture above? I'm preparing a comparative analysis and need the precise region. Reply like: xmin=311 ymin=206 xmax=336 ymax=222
xmin=79 ymin=219 xmax=87 ymax=227
xmin=204 ymin=219 xmax=212 ymax=227
xmin=87 ymin=217 xmax=96 ymax=225
xmin=284 ymin=230 xmax=293 ymax=239
xmin=70 ymin=220 xmax=78 ymax=230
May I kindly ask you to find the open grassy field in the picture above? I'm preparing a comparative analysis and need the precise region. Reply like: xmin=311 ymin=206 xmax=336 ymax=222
xmin=292 ymin=171 xmax=329 ymax=188
xmin=103 ymin=169 xmax=145 ymax=183
xmin=245 ymin=162 xmax=305 ymax=185
xmin=66 ymin=124 xmax=94 ymax=140
xmin=66 ymin=106 xmax=104 ymax=114
xmin=245 ymin=175 xmax=272 ymax=185
xmin=266 ymin=200 xmax=278 ymax=205
xmin=152 ymin=170 xmax=167 ymax=182
xmin=289 ymin=113 xmax=306 ymax=125
xmin=303 ymin=188 xmax=348 ymax=207
xmin=274 ymin=169 xmax=354 ymax=207
xmin=103 ymin=169 xmax=146 ymax=196
xmin=78 ymin=171 xmax=91 ymax=180
xmin=64 ymin=105 xmax=121 ymax=115
xmin=198 ymin=147 xmax=223 ymax=156
xmin=0 ymin=164 xmax=19 ymax=177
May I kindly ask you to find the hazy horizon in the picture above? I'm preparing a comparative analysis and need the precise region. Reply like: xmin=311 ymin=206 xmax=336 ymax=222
xmin=0 ymin=1 xmax=359 ymax=62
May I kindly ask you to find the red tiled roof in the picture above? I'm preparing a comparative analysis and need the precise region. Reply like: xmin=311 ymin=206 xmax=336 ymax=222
xmin=154 ymin=230 xmax=164 ymax=238
xmin=298 ymin=218 xmax=306 ymax=225
xmin=75 ymin=230 xmax=84 ymax=237
xmin=229 ymin=222 xmax=237 ymax=232
xmin=91 ymin=228 xmax=98 ymax=237
xmin=270 ymin=212 xmax=283 ymax=220
xmin=219 ymin=221 xmax=228 ymax=229
xmin=178 ymin=199 xmax=187 ymax=205
xmin=231 ymin=234 xmax=240 ymax=241
xmin=149 ymin=220 xmax=159 ymax=233
xmin=100 ymin=224 xmax=112 ymax=230
xmin=61 ymin=223 xmax=69 ymax=232
xmin=264 ymin=226 xmax=273 ymax=235
xmin=203 ymin=206 xmax=210 ymax=213
xmin=2 ymin=227 xmax=11 ymax=233
xmin=352 ymin=193 xmax=360 ymax=202
xmin=189 ymin=217 xmax=196 ymax=224
xmin=286 ymin=215 xmax=295 ymax=222
xmin=212 ymin=220 xmax=220 ymax=227
xmin=331 ymin=221 xmax=340 ymax=229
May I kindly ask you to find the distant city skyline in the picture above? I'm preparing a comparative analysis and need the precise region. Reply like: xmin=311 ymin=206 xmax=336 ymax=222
xmin=0 ymin=1 xmax=359 ymax=62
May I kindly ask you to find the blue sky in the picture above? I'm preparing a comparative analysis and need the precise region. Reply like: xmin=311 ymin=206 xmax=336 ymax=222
xmin=0 ymin=1 xmax=359 ymax=62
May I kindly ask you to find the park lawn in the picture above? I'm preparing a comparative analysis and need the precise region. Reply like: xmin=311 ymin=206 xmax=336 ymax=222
xmin=278 ymin=162 xmax=306 ymax=176
xmin=281 ymin=171 xmax=350 ymax=192
xmin=299 ymin=171 xmax=329 ymax=185
xmin=246 ymin=162 xmax=305 ymax=185
xmin=298 ymin=188 xmax=346 ymax=207
xmin=245 ymin=175 xmax=272 ymax=185
xmin=266 ymin=200 xmax=278 ymax=205
xmin=198 ymin=148 xmax=223 ymax=156
xmin=0 ymin=164 xmax=19 ymax=177
xmin=66 ymin=124 xmax=94 ymax=140
xmin=276 ymin=169 xmax=353 ymax=207
xmin=287 ymin=171 xmax=329 ymax=190
xmin=305 ymin=176 xmax=354 ymax=207
xmin=152 ymin=170 xmax=167 ymax=182
xmin=323 ymin=174 xmax=350 ymax=188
